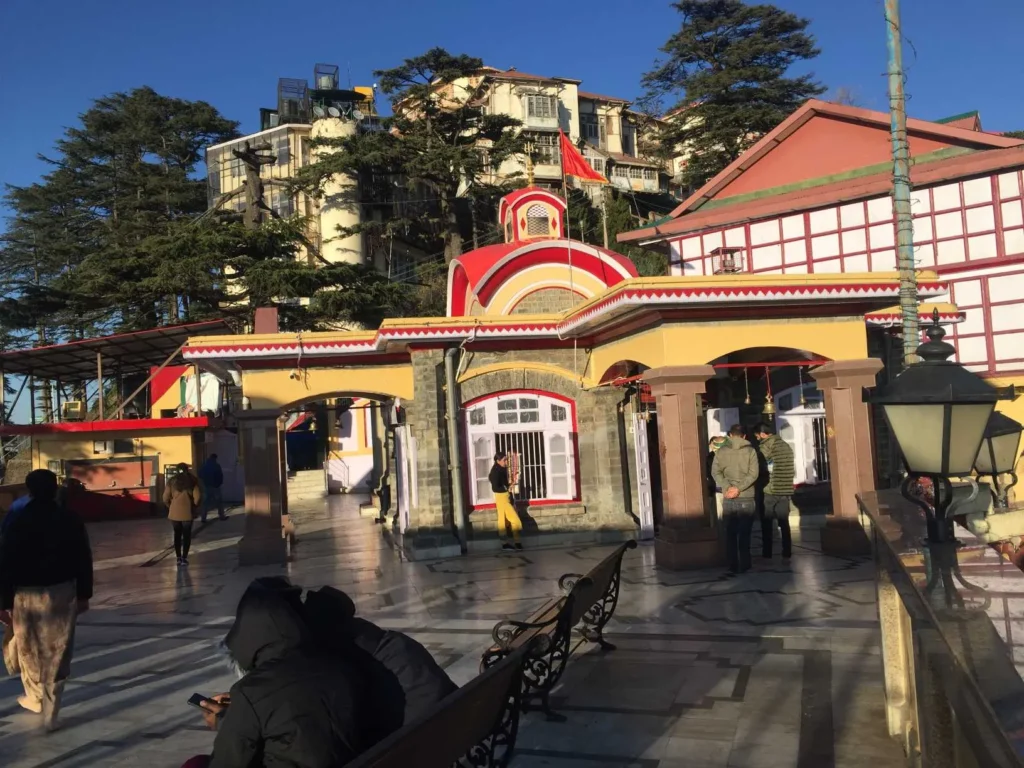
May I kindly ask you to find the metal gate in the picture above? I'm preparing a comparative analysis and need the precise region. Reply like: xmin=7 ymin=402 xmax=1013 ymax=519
xmin=495 ymin=431 xmax=546 ymax=501
xmin=632 ymin=413 xmax=655 ymax=540
xmin=811 ymin=416 xmax=832 ymax=483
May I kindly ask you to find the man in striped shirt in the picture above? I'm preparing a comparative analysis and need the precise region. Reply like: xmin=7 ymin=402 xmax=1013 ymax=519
xmin=754 ymin=423 xmax=796 ymax=560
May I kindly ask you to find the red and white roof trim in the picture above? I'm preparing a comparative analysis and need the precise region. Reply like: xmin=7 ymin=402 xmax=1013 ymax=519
xmin=864 ymin=309 xmax=964 ymax=327
xmin=185 ymin=280 xmax=949 ymax=362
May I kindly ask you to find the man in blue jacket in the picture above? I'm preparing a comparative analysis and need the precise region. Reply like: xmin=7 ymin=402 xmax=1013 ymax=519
xmin=198 ymin=454 xmax=225 ymax=522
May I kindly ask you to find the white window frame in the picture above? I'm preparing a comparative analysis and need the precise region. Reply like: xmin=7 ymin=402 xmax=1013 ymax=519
xmin=464 ymin=391 xmax=577 ymax=506
xmin=526 ymin=94 xmax=557 ymax=119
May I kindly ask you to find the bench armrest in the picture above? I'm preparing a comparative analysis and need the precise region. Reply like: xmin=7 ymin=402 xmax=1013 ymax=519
xmin=558 ymin=573 xmax=585 ymax=593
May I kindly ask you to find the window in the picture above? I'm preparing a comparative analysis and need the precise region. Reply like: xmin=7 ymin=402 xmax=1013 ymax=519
xmin=464 ymin=392 xmax=577 ymax=505
xmin=643 ymin=168 xmax=656 ymax=180
xmin=628 ymin=166 xmax=643 ymax=179
xmin=268 ymin=188 xmax=294 ymax=217
xmin=275 ymin=136 xmax=290 ymax=165
xmin=613 ymin=165 xmax=628 ymax=178
xmin=588 ymin=157 xmax=605 ymax=176
xmin=300 ymin=138 xmax=310 ymax=167
xmin=581 ymin=114 xmax=599 ymax=144
xmin=229 ymin=156 xmax=244 ymax=179
xmin=526 ymin=94 xmax=557 ymax=119
xmin=528 ymin=132 xmax=559 ymax=165
xmin=526 ymin=204 xmax=550 ymax=236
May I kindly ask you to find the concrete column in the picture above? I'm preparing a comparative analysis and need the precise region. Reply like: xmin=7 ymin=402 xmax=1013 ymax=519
xmin=811 ymin=359 xmax=883 ymax=555
xmin=646 ymin=365 xmax=723 ymax=570
xmin=236 ymin=409 xmax=287 ymax=566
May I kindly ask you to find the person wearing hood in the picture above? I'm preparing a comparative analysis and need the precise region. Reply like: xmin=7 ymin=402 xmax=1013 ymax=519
xmin=711 ymin=424 xmax=760 ymax=574
xmin=245 ymin=577 xmax=457 ymax=743
xmin=195 ymin=579 xmax=373 ymax=768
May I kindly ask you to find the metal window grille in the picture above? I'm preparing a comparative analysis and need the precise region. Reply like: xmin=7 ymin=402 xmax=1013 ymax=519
xmin=526 ymin=204 xmax=549 ymax=236
xmin=812 ymin=416 xmax=832 ymax=483
xmin=495 ymin=431 xmax=547 ymax=501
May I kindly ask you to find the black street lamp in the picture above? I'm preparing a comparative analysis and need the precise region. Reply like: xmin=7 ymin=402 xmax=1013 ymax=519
xmin=864 ymin=310 xmax=1016 ymax=542
xmin=974 ymin=411 xmax=1024 ymax=508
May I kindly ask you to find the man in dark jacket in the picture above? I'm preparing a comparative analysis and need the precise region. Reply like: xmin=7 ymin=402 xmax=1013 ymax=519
xmin=303 ymin=584 xmax=457 ymax=738
xmin=755 ymin=423 xmax=796 ymax=559
xmin=200 ymin=579 xmax=373 ymax=768
xmin=0 ymin=469 xmax=92 ymax=729
xmin=198 ymin=454 xmax=225 ymax=523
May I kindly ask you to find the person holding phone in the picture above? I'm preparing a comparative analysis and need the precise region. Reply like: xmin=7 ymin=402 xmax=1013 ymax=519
xmin=182 ymin=578 xmax=372 ymax=768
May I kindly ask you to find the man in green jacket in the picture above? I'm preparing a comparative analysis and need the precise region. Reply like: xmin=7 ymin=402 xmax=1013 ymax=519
xmin=754 ymin=423 xmax=796 ymax=559
xmin=711 ymin=425 xmax=760 ymax=574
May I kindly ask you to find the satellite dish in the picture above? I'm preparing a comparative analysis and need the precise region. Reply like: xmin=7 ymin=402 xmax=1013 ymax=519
xmin=312 ymin=105 xmax=325 ymax=118
xmin=327 ymin=106 xmax=341 ymax=118
xmin=351 ymin=109 xmax=364 ymax=122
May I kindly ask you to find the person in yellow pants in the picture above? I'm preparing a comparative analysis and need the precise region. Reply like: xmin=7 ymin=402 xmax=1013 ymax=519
xmin=488 ymin=451 xmax=523 ymax=550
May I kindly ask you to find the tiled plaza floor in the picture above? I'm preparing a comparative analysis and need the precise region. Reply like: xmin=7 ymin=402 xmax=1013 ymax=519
xmin=0 ymin=497 xmax=908 ymax=767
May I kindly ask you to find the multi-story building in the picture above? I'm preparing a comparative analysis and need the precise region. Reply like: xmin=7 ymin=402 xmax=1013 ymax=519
xmin=432 ymin=67 xmax=681 ymax=199
xmin=205 ymin=64 xmax=392 ymax=268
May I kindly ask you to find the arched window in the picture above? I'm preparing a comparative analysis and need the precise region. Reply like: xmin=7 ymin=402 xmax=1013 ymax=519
xmin=525 ymin=204 xmax=550 ymax=237
xmin=464 ymin=391 xmax=576 ymax=505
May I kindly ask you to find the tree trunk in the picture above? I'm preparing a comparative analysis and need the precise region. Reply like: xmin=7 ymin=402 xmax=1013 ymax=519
xmin=442 ymin=196 xmax=462 ymax=264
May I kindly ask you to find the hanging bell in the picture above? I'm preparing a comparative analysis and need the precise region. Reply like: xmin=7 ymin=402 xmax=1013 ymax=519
xmin=762 ymin=394 xmax=776 ymax=417
xmin=799 ymin=390 xmax=807 ymax=407
xmin=743 ymin=368 xmax=751 ymax=405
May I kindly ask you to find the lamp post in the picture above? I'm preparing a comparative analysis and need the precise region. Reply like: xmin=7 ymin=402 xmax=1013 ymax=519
xmin=864 ymin=310 xmax=1016 ymax=542
xmin=974 ymin=411 xmax=1024 ymax=508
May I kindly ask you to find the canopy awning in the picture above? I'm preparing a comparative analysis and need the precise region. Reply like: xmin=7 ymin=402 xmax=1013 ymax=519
xmin=0 ymin=320 xmax=234 ymax=381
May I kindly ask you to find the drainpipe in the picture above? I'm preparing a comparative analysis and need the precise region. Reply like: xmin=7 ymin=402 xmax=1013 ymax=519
xmin=617 ymin=388 xmax=639 ymax=528
xmin=444 ymin=348 xmax=468 ymax=552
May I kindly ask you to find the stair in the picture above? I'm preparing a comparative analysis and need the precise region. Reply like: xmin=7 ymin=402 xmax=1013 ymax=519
xmin=287 ymin=469 xmax=327 ymax=502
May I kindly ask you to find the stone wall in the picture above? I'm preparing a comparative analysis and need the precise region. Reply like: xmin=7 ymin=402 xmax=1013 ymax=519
xmin=403 ymin=349 xmax=460 ymax=557
xmin=510 ymin=288 xmax=578 ymax=315
xmin=459 ymin=349 xmax=636 ymax=539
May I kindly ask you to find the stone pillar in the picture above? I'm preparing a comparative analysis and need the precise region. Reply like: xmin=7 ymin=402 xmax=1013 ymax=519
xmin=236 ymin=409 xmax=287 ymax=566
xmin=646 ymin=365 xmax=722 ymax=570
xmin=811 ymin=359 xmax=883 ymax=555
xmin=403 ymin=349 xmax=461 ymax=559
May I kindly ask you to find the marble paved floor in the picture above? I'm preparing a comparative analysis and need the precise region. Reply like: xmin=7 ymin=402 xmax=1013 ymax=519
xmin=0 ymin=498 xmax=908 ymax=767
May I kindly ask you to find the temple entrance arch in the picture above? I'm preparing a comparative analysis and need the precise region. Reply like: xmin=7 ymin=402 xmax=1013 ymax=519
xmin=704 ymin=347 xmax=833 ymax=492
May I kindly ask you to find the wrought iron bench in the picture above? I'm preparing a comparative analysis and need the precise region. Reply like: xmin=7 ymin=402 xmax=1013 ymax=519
xmin=347 ymin=641 xmax=532 ymax=768
xmin=480 ymin=539 xmax=638 ymax=720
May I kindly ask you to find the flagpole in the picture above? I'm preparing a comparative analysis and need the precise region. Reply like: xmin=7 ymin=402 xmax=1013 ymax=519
xmin=559 ymin=131 xmax=576 ymax=308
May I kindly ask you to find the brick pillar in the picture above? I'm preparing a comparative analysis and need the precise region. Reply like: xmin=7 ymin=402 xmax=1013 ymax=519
xmin=811 ymin=359 xmax=883 ymax=555
xmin=646 ymin=365 xmax=723 ymax=570
xmin=236 ymin=409 xmax=287 ymax=565
xmin=403 ymin=349 xmax=461 ymax=559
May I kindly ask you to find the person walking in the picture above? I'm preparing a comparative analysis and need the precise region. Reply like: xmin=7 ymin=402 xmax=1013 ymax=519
xmin=198 ymin=454 xmax=226 ymax=522
xmin=754 ymin=423 xmax=796 ymax=559
xmin=711 ymin=425 xmax=760 ymax=574
xmin=0 ymin=469 xmax=93 ymax=731
xmin=488 ymin=451 xmax=523 ymax=551
xmin=164 ymin=464 xmax=201 ymax=566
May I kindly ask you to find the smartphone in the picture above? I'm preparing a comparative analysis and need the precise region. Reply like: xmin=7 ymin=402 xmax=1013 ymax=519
xmin=188 ymin=693 xmax=212 ymax=710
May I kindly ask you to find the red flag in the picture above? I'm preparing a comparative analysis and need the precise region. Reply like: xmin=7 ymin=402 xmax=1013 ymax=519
xmin=559 ymin=130 xmax=608 ymax=184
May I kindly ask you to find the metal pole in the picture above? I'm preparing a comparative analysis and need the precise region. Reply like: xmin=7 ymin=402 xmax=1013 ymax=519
xmin=601 ymin=192 xmax=610 ymax=249
xmin=29 ymin=377 xmax=37 ymax=424
xmin=194 ymin=364 xmax=202 ymax=415
xmin=885 ymin=0 xmax=919 ymax=365
xmin=55 ymin=379 xmax=62 ymax=422
xmin=106 ymin=341 xmax=187 ymax=421
xmin=97 ymin=352 xmax=104 ymax=420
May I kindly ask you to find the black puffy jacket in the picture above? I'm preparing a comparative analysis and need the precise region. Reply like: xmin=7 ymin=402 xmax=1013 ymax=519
xmin=209 ymin=581 xmax=373 ymax=768
xmin=303 ymin=586 xmax=458 ymax=739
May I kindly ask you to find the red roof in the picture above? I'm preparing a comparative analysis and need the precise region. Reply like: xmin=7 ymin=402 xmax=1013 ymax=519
xmin=1 ymin=416 xmax=213 ymax=436
xmin=578 ymin=90 xmax=630 ymax=104
xmin=669 ymin=99 xmax=1023 ymax=219
xmin=619 ymin=143 xmax=1024 ymax=244
xmin=447 ymin=239 xmax=638 ymax=316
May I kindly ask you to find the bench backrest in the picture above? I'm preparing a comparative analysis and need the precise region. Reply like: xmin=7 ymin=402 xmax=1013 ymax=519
xmin=567 ymin=540 xmax=636 ymax=627
xmin=348 ymin=642 xmax=529 ymax=768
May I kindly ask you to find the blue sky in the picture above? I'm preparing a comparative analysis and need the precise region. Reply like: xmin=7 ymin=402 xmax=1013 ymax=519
xmin=2 ymin=0 xmax=1023 ymax=209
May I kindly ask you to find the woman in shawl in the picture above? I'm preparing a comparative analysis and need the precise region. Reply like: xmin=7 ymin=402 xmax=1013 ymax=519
xmin=163 ymin=464 xmax=202 ymax=566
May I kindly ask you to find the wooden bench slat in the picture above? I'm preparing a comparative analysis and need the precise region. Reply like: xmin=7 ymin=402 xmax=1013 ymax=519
xmin=349 ymin=642 xmax=530 ymax=768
